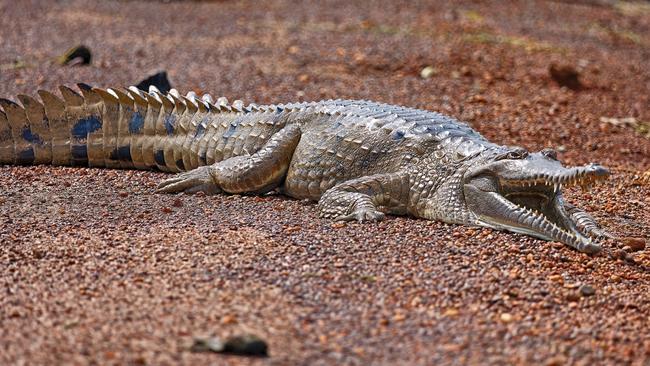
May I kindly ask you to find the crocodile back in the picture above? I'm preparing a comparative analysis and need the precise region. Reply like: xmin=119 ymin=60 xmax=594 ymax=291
xmin=283 ymin=99 xmax=498 ymax=199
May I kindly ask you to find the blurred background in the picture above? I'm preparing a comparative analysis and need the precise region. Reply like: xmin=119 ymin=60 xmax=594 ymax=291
xmin=1 ymin=1 xmax=649 ymax=365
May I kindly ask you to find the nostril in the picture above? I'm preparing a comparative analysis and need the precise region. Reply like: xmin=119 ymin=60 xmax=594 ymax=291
xmin=541 ymin=148 xmax=558 ymax=160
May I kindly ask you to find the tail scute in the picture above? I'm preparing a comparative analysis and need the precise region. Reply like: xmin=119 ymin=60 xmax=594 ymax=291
xmin=0 ymin=110 xmax=14 ymax=163
xmin=112 ymin=88 xmax=137 ymax=169
xmin=37 ymin=90 xmax=68 ymax=166
xmin=0 ymin=99 xmax=34 ymax=164
xmin=60 ymin=85 xmax=91 ymax=166
xmin=16 ymin=94 xmax=51 ymax=164
xmin=77 ymin=84 xmax=106 ymax=168
xmin=59 ymin=85 xmax=84 ymax=106
xmin=0 ymin=84 xmax=247 ymax=170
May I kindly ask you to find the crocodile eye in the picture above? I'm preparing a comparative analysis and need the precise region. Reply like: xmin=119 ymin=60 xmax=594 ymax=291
xmin=506 ymin=148 xmax=528 ymax=160
xmin=541 ymin=148 xmax=558 ymax=160
xmin=494 ymin=148 xmax=528 ymax=161
xmin=494 ymin=147 xmax=528 ymax=161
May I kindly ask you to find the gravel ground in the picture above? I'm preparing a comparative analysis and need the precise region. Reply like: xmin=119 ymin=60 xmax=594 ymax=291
xmin=1 ymin=0 xmax=649 ymax=365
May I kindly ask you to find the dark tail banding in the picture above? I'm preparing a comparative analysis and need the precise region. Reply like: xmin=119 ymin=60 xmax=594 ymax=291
xmin=0 ymin=84 xmax=249 ymax=172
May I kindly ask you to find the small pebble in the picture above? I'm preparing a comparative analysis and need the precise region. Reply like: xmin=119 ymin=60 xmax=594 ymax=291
xmin=579 ymin=285 xmax=596 ymax=297
xmin=500 ymin=313 xmax=513 ymax=323
xmin=621 ymin=237 xmax=645 ymax=252
xmin=190 ymin=334 xmax=268 ymax=356
xmin=190 ymin=337 xmax=224 ymax=353
xmin=223 ymin=334 xmax=268 ymax=356
xmin=420 ymin=66 xmax=437 ymax=79
xmin=549 ymin=63 xmax=582 ymax=90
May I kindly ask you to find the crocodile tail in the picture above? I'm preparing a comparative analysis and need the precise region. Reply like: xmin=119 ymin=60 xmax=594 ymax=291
xmin=0 ymin=85 xmax=229 ymax=172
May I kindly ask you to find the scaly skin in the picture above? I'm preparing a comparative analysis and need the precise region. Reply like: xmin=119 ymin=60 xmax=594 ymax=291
xmin=0 ymin=85 xmax=612 ymax=253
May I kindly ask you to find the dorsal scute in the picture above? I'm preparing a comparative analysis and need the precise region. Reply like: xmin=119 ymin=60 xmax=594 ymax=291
xmin=17 ymin=94 xmax=45 ymax=126
xmin=127 ymin=87 xmax=149 ymax=107
xmin=37 ymin=90 xmax=66 ymax=118
xmin=232 ymin=100 xmax=244 ymax=112
xmin=112 ymin=88 xmax=135 ymax=106
xmin=201 ymin=94 xmax=214 ymax=104
xmin=182 ymin=96 xmax=198 ymax=113
xmin=168 ymin=93 xmax=186 ymax=113
xmin=59 ymin=85 xmax=84 ymax=106
xmin=77 ymin=84 xmax=102 ymax=105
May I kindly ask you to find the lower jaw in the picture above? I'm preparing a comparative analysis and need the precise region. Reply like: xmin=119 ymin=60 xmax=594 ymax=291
xmin=475 ymin=218 xmax=554 ymax=241
xmin=476 ymin=210 xmax=596 ymax=252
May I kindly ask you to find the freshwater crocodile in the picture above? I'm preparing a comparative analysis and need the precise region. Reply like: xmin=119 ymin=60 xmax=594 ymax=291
xmin=0 ymin=85 xmax=611 ymax=253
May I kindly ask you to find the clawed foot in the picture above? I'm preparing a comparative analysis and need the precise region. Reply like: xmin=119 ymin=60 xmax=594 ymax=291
xmin=156 ymin=166 xmax=221 ymax=194
xmin=334 ymin=209 xmax=385 ymax=223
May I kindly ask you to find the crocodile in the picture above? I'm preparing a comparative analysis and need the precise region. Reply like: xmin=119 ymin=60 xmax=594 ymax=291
xmin=0 ymin=84 xmax=611 ymax=253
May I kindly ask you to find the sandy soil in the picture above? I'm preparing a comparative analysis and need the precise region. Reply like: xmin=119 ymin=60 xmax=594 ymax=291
xmin=1 ymin=0 xmax=649 ymax=365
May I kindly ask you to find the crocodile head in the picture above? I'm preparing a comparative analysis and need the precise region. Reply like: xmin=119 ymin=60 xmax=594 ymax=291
xmin=462 ymin=147 xmax=609 ymax=253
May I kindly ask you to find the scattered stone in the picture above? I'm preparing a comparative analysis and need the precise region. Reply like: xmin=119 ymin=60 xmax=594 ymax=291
xmin=161 ymin=207 xmax=172 ymax=214
xmin=31 ymin=249 xmax=45 ymax=259
xmin=190 ymin=337 xmax=224 ymax=353
xmin=191 ymin=334 xmax=268 ymax=356
xmin=57 ymin=45 xmax=92 ymax=66
xmin=420 ymin=66 xmax=437 ymax=79
xmin=621 ymin=237 xmax=646 ymax=252
xmin=220 ymin=314 xmax=237 ymax=325
xmin=579 ymin=285 xmax=596 ymax=297
xmin=613 ymin=249 xmax=627 ymax=260
xmin=172 ymin=198 xmax=183 ymax=208
xmin=443 ymin=308 xmax=459 ymax=317
xmin=500 ymin=313 xmax=513 ymax=323
xmin=549 ymin=63 xmax=582 ymax=90
xmin=118 ymin=191 xmax=129 ymax=198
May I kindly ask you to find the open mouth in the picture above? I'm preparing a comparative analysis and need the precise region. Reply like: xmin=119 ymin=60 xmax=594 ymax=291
xmin=466 ymin=163 xmax=609 ymax=253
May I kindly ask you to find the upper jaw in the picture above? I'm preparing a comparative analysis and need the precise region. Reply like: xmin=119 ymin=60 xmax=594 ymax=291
xmin=498 ymin=163 xmax=609 ymax=193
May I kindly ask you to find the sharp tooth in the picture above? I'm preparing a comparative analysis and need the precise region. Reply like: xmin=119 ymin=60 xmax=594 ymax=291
xmin=554 ymin=183 xmax=559 ymax=192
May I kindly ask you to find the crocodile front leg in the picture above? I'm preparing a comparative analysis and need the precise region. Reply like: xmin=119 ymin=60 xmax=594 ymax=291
xmin=318 ymin=172 xmax=410 ymax=222
xmin=157 ymin=124 xmax=301 ymax=194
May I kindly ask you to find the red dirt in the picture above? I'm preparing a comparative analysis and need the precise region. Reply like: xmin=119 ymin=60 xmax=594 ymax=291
xmin=1 ymin=0 xmax=649 ymax=365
